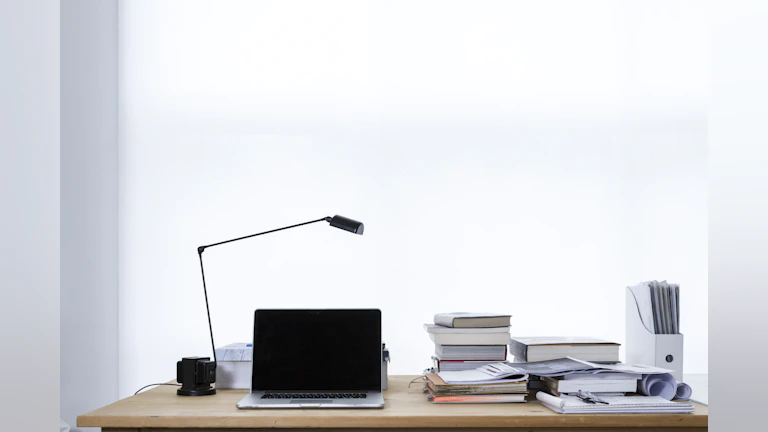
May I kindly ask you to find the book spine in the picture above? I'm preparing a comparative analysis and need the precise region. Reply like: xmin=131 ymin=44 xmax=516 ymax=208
xmin=508 ymin=338 xmax=528 ymax=362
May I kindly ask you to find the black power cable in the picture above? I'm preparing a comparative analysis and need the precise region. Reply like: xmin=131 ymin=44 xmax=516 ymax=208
xmin=134 ymin=383 xmax=182 ymax=395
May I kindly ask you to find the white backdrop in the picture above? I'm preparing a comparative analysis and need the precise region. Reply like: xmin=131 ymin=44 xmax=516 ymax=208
xmin=118 ymin=0 xmax=707 ymax=397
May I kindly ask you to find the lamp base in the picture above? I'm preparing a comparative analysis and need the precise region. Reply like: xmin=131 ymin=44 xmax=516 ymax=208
xmin=177 ymin=386 xmax=216 ymax=396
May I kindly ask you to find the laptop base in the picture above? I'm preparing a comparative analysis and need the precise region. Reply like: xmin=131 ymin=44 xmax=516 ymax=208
xmin=237 ymin=390 xmax=384 ymax=409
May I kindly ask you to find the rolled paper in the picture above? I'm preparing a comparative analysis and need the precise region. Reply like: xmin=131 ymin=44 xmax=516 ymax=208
xmin=639 ymin=373 xmax=676 ymax=401
xmin=675 ymin=382 xmax=692 ymax=400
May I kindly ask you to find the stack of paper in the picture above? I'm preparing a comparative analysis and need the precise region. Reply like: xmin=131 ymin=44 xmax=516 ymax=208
xmin=438 ymin=362 xmax=529 ymax=384
xmin=431 ymin=357 xmax=496 ymax=371
xmin=491 ymin=357 xmax=673 ymax=379
xmin=536 ymin=392 xmax=694 ymax=414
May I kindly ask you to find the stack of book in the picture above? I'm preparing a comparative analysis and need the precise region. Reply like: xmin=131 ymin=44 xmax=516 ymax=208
xmin=424 ymin=373 xmax=528 ymax=404
xmin=427 ymin=313 xmax=512 ymax=373
xmin=424 ymin=313 xmax=527 ymax=403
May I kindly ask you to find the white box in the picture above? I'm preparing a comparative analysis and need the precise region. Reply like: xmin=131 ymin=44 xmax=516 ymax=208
xmin=215 ymin=343 xmax=252 ymax=389
xmin=626 ymin=288 xmax=684 ymax=381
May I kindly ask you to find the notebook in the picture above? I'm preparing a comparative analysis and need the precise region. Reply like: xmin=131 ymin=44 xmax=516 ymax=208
xmin=536 ymin=392 xmax=694 ymax=414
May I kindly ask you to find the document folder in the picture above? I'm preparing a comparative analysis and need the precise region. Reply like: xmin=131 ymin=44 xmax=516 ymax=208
xmin=626 ymin=287 xmax=684 ymax=381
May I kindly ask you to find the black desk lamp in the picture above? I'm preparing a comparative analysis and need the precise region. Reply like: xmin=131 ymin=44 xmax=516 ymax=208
xmin=177 ymin=215 xmax=364 ymax=396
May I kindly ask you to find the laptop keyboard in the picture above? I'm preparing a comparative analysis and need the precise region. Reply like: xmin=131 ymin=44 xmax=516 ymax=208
xmin=262 ymin=393 xmax=367 ymax=399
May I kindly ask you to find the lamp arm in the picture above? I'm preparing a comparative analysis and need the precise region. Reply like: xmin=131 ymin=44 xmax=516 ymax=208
xmin=197 ymin=217 xmax=330 ymax=254
xmin=196 ymin=216 xmax=331 ymax=364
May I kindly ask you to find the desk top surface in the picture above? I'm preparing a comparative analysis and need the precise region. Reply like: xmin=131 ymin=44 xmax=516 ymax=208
xmin=78 ymin=375 xmax=708 ymax=429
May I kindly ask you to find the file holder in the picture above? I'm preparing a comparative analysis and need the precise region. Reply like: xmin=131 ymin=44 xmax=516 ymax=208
xmin=626 ymin=287 xmax=684 ymax=381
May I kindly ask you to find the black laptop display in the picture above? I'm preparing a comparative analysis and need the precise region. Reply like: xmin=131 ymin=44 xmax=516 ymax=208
xmin=251 ymin=309 xmax=382 ymax=391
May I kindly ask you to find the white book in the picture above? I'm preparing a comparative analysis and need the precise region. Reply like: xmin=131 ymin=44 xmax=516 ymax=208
xmin=430 ymin=332 xmax=510 ymax=346
xmin=435 ymin=345 xmax=507 ymax=361
xmin=542 ymin=376 xmax=638 ymax=393
xmin=424 ymin=324 xmax=510 ymax=334
xmin=434 ymin=312 xmax=511 ymax=328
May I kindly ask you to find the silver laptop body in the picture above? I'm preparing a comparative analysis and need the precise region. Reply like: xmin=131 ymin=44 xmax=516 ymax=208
xmin=237 ymin=309 xmax=384 ymax=409
xmin=237 ymin=389 xmax=384 ymax=409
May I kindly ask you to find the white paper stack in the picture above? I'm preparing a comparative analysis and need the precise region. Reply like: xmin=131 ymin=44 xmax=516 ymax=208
xmin=438 ymin=362 xmax=529 ymax=384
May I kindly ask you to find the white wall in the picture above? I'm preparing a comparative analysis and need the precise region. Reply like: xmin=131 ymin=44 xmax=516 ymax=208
xmin=709 ymin=1 xmax=768 ymax=425
xmin=61 ymin=0 xmax=118 ymax=429
xmin=118 ymin=0 xmax=707 ymax=396
xmin=0 ymin=0 xmax=60 ymax=429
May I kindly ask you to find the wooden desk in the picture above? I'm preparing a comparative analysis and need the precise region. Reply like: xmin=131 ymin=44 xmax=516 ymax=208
xmin=78 ymin=375 xmax=708 ymax=432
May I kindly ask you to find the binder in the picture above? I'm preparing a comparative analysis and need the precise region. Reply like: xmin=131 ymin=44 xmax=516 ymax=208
xmin=626 ymin=287 xmax=684 ymax=381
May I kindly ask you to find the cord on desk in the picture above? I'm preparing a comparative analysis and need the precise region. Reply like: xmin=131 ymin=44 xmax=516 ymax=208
xmin=408 ymin=375 xmax=427 ymax=388
xmin=134 ymin=383 xmax=182 ymax=395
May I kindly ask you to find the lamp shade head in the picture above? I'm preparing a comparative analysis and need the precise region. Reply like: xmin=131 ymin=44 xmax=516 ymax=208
xmin=328 ymin=215 xmax=364 ymax=235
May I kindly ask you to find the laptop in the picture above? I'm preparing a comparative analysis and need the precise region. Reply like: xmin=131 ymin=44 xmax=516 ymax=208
xmin=237 ymin=309 xmax=385 ymax=409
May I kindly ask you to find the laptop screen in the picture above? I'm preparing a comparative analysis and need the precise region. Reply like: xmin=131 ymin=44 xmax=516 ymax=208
xmin=251 ymin=309 xmax=381 ymax=391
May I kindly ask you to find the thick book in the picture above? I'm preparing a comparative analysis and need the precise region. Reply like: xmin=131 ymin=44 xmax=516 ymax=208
xmin=542 ymin=376 xmax=639 ymax=393
xmin=508 ymin=336 xmax=620 ymax=362
xmin=435 ymin=345 xmax=508 ymax=361
xmin=425 ymin=373 xmax=528 ymax=395
xmin=430 ymin=332 xmax=510 ymax=345
xmin=434 ymin=312 xmax=511 ymax=328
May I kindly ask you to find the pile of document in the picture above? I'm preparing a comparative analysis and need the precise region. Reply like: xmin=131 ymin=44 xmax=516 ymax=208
xmin=629 ymin=280 xmax=680 ymax=334
xmin=434 ymin=358 xmax=695 ymax=413
xmin=512 ymin=358 xmax=694 ymax=414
